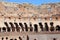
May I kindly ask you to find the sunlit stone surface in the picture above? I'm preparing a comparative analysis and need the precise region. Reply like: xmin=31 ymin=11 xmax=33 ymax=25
xmin=0 ymin=2 xmax=60 ymax=40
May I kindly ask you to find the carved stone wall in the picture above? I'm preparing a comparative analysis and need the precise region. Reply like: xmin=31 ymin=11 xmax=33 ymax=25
xmin=0 ymin=2 xmax=60 ymax=40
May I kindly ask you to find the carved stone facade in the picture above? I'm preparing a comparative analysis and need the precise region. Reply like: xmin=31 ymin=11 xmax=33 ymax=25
xmin=0 ymin=2 xmax=60 ymax=40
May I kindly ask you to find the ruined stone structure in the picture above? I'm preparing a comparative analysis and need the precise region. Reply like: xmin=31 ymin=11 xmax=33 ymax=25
xmin=0 ymin=2 xmax=60 ymax=40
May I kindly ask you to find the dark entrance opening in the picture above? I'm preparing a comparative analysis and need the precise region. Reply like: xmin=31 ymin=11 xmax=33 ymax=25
xmin=24 ymin=23 xmax=28 ymax=31
xmin=19 ymin=23 xmax=24 ymax=31
xmin=9 ymin=22 xmax=15 ymax=32
xmin=50 ymin=22 xmax=54 ymax=26
xmin=53 ymin=38 xmax=56 ymax=40
xmin=34 ymin=24 xmax=38 ymax=32
xmin=44 ymin=22 xmax=49 ymax=31
xmin=56 ymin=25 xmax=60 ymax=31
xmin=2 ymin=37 xmax=4 ymax=40
xmin=14 ymin=22 xmax=20 ymax=32
xmin=7 ymin=27 xmax=11 ymax=32
xmin=4 ymin=22 xmax=11 ymax=32
xmin=4 ymin=22 xmax=9 ymax=27
xmin=2 ymin=27 xmax=6 ymax=32
xmin=14 ymin=39 xmax=17 ymax=40
xmin=19 ymin=36 xmax=22 ymax=40
xmin=50 ymin=22 xmax=54 ymax=31
xmin=39 ymin=22 xmax=43 ymax=31
xmin=34 ymin=39 xmax=37 ymax=40
xmin=6 ymin=37 xmax=8 ymax=40
xmin=10 ymin=39 xmax=13 ymax=40
xmin=9 ymin=22 xmax=14 ymax=28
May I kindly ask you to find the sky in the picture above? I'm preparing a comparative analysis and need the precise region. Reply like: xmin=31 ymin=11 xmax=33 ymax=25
xmin=1 ymin=0 xmax=60 ymax=5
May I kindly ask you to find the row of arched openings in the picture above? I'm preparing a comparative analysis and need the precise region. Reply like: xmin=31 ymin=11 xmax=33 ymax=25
xmin=1 ymin=36 xmax=22 ymax=40
xmin=1 ymin=35 xmax=30 ymax=40
xmin=0 ymin=22 xmax=60 ymax=32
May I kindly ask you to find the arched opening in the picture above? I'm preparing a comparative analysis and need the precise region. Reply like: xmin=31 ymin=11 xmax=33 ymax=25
xmin=53 ymin=38 xmax=56 ymax=40
xmin=45 ymin=17 xmax=47 ymax=20
xmin=34 ymin=39 xmax=37 ymax=40
xmin=8 ymin=17 xmax=11 ymax=19
xmin=56 ymin=25 xmax=60 ymax=31
xmin=30 ymin=23 xmax=33 ymax=32
xmin=39 ymin=22 xmax=43 ymax=31
xmin=14 ymin=22 xmax=20 ymax=32
xmin=56 ymin=17 xmax=58 ymax=20
xmin=4 ymin=22 xmax=11 ymax=32
xmin=34 ymin=24 xmax=38 ymax=32
xmin=7 ymin=27 xmax=11 ymax=32
xmin=2 ymin=27 xmax=6 ymax=32
xmin=50 ymin=22 xmax=54 ymax=31
xmin=24 ymin=23 xmax=28 ymax=31
xmin=6 ymin=37 xmax=8 ymax=40
xmin=4 ymin=22 xmax=9 ymax=27
xmin=9 ymin=22 xmax=15 ymax=32
xmin=2 ymin=37 xmax=4 ymax=40
xmin=19 ymin=36 xmax=22 ymax=40
xmin=19 ymin=23 xmax=24 ymax=31
xmin=14 ymin=39 xmax=17 ymax=40
xmin=50 ymin=22 xmax=54 ymax=26
xmin=9 ymin=22 xmax=14 ymax=28
xmin=44 ymin=22 xmax=49 ymax=31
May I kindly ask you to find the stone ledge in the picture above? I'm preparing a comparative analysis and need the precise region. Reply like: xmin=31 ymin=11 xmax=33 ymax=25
xmin=0 ymin=31 xmax=60 ymax=36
